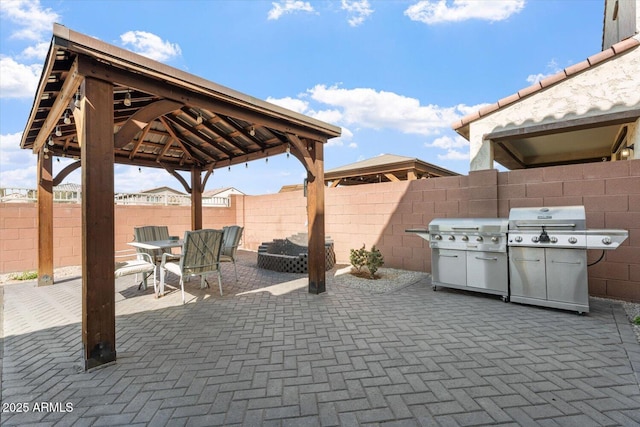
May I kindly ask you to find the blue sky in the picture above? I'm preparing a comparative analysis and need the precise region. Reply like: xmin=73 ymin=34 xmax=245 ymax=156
xmin=0 ymin=0 xmax=605 ymax=195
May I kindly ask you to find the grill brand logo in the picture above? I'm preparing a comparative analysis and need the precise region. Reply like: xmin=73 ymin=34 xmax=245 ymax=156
xmin=537 ymin=215 xmax=552 ymax=219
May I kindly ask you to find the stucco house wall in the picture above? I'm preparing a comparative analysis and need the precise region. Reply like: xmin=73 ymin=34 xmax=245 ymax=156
xmin=469 ymin=44 xmax=640 ymax=170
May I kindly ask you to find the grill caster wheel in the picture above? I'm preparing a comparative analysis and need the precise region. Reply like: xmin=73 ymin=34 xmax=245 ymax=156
xmin=432 ymin=285 xmax=437 ymax=291
xmin=502 ymin=296 xmax=509 ymax=303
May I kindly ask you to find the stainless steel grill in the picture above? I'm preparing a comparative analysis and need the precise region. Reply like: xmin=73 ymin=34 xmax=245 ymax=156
xmin=408 ymin=218 xmax=509 ymax=301
xmin=407 ymin=205 xmax=628 ymax=314
xmin=507 ymin=206 xmax=628 ymax=313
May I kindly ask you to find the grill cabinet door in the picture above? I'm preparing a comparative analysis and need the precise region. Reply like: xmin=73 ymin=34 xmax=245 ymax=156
xmin=432 ymin=249 xmax=466 ymax=287
xmin=545 ymin=249 xmax=588 ymax=305
xmin=466 ymin=251 xmax=508 ymax=292
xmin=509 ymin=247 xmax=546 ymax=300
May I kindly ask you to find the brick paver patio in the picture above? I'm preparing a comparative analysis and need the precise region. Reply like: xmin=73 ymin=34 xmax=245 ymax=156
xmin=1 ymin=251 xmax=639 ymax=426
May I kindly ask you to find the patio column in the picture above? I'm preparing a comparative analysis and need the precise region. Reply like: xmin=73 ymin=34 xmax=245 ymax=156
xmin=191 ymin=166 xmax=202 ymax=230
xmin=37 ymin=150 xmax=54 ymax=286
xmin=307 ymin=139 xmax=326 ymax=294
xmin=78 ymin=77 xmax=116 ymax=370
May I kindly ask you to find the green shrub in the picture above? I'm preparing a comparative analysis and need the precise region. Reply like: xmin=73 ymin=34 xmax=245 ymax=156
xmin=633 ymin=316 xmax=640 ymax=325
xmin=350 ymin=244 xmax=384 ymax=279
xmin=366 ymin=245 xmax=384 ymax=278
xmin=349 ymin=244 xmax=367 ymax=273
xmin=10 ymin=271 xmax=38 ymax=281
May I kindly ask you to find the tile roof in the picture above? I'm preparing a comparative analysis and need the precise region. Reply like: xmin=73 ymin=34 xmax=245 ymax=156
xmin=451 ymin=35 xmax=640 ymax=132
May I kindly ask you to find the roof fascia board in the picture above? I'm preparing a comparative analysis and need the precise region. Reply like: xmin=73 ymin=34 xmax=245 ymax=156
xmin=484 ymin=108 xmax=640 ymax=142
xmin=20 ymin=39 xmax=60 ymax=149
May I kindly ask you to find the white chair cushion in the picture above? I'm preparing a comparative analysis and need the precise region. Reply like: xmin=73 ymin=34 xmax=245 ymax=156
xmin=163 ymin=261 xmax=182 ymax=277
xmin=115 ymin=260 xmax=155 ymax=278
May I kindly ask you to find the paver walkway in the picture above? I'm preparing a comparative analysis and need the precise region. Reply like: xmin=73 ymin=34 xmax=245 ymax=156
xmin=1 ymin=251 xmax=639 ymax=426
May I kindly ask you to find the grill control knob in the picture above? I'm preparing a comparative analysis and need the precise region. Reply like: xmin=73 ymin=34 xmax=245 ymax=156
xmin=434 ymin=235 xmax=442 ymax=240
xmin=448 ymin=235 xmax=455 ymax=241
xmin=531 ymin=236 xmax=539 ymax=243
xmin=568 ymin=237 xmax=577 ymax=244
xmin=550 ymin=237 xmax=558 ymax=243
xmin=514 ymin=236 xmax=523 ymax=243
xmin=476 ymin=236 xmax=483 ymax=242
xmin=461 ymin=235 xmax=469 ymax=241
xmin=602 ymin=236 xmax=612 ymax=245
xmin=491 ymin=237 xmax=499 ymax=243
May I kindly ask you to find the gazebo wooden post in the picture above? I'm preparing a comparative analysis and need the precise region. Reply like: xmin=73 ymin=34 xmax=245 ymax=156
xmin=307 ymin=140 xmax=326 ymax=294
xmin=191 ymin=166 xmax=203 ymax=230
xmin=79 ymin=76 xmax=116 ymax=370
xmin=37 ymin=150 xmax=54 ymax=286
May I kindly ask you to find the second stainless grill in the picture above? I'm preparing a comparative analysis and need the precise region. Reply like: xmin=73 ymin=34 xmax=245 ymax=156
xmin=426 ymin=218 xmax=509 ymax=301
xmin=507 ymin=206 xmax=628 ymax=314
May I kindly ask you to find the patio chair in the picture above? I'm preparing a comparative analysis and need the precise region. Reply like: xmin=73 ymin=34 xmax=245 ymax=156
xmin=133 ymin=225 xmax=175 ymax=264
xmin=220 ymin=225 xmax=244 ymax=281
xmin=114 ymin=249 xmax=157 ymax=295
xmin=160 ymin=229 xmax=224 ymax=303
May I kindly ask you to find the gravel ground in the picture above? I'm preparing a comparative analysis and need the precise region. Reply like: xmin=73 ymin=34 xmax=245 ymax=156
xmin=332 ymin=266 xmax=430 ymax=293
xmin=3 ymin=265 xmax=639 ymax=343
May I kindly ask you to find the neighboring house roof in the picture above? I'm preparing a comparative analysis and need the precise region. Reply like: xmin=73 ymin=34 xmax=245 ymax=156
xmin=324 ymin=154 xmax=460 ymax=186
xmin=140 ymin=186 xmax=186 ymax=195
xmin=202 ymin=187 xmax=245 ymax=197
xmin=452 ymin=35 xmax=640 ymax=138
xmin=279 ymin=184 xmax=305 ymax=193
xmin=54 ymin=183 xmax=81 ymax=191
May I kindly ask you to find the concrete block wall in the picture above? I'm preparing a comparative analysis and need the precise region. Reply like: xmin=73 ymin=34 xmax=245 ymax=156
xmin=0 ymin=204 xmax=236 ymax=273
xmin=1 ymin=159 xmax=638 ymax=301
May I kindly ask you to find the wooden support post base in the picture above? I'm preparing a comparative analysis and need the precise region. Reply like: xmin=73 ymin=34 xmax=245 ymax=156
xmin=85 ymin=342 xmax=116 ymax=370
xmin=309 ymin=279 xmax=326 ymax=295
xmin=38 ymin=275 xmax=54 ymax=287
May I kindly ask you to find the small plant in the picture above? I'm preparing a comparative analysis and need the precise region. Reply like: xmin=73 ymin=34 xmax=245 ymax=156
xmin=633 ymin=316 xmax=640 ymax=325
xmin=349 ymin=244 xmax=367 ymax=273
xmin=349 ymin=244 xmax=384 ymax=279
xmin=10 ymin=271 xmax=38 ymax=281
xmin=366 ymin=245 xmax=384 ymax=278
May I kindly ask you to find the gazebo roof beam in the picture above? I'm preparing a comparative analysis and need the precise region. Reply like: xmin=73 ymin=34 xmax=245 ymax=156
xmin=76 ymin=55 xmax=338 ymax=144
xmin=161 ymin=116 xmax=218 ymax=165
xmin=178 ymin=108 xmax=248 ymax=156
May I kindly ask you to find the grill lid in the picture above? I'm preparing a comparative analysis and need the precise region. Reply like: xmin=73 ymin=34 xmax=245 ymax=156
xmin=428 ymin=218 xmax=508 ymax=233
xmin=508 ymin=206 xmax=586 ymax=231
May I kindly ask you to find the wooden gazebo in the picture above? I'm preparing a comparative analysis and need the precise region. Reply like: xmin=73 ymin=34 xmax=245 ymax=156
xmin=325 ymin=154 xmax=459 ymax=187
xmin=20 ymin=24 xmax=341 ymax=369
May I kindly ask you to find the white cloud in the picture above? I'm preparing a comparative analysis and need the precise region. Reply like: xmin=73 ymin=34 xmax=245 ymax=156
xmin=0 ymin=132 xmax=25 ymax=165
xmin=438 ymin=149 xmax=469 ymax=160
xmin=426 ymin=134 xmax=469 ymax=150
xmin=526 ymin=58 xmax=562 ymax=84
xmin=267 ymin=95 xmax=343 ymax=126
xmin=405 ymin=0 xmax=525 ymax=24
xmin=0 ymin=131 xmax=38 ymax=187
xmin=0 ymin=0 xmax=59 ymax=41
xmin=268 ymin=0 xmax=315 ymax=20
xmin=427 ymin=135 xmax=470 ymax=161
xmin=341 ymin=0 xmax=374 ymax=27
xmin=20 ymin=41 xmax=49 ymax=60
xmin=325 ymin=126 xmax=354 ymax=147
xmin=266 ymin=96 xmax=309 ymax=113
xmin=348 ymin=142 xmax=358 ymax=148
xmin=307 ymin=84 xmax=465 ymax=136
xmin=0 ymin=56 xmax=41 ymax=98
xmin=119 ymin=31 xmax=182 ymax=62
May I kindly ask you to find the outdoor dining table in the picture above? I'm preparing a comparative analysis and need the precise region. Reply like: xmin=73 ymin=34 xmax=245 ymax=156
xmin=127 ymin=239 xmax=183 ymax=251
xmin=127 ymin=239 xmax=184 ymax=296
